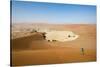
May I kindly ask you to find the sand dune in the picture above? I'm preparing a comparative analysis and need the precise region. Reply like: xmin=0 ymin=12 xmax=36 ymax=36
xmin=11 ymin=24 xmax=96 ymax=66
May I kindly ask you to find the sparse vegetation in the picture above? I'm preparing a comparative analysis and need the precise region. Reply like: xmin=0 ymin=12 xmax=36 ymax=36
xmin=30 ymin=29 xmax=37 ymax=33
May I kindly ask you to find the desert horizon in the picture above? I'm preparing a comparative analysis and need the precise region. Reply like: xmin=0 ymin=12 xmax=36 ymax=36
xmin=11 ymin=23 xmax=96 ymax=66
xmin=11 ymin=1 xmax=96 ymax=66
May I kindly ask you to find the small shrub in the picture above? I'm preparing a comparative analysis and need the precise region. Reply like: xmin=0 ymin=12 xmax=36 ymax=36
xmin=30 ymin=29 xmax=37 ymax=33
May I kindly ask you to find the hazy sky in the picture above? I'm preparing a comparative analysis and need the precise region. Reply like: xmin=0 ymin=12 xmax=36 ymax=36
xmin=12 ymin=1 xmax=96 ymax=24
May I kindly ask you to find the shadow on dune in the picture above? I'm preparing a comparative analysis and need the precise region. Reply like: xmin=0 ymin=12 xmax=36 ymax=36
xmin=11 ymin=33 xmax=46 ymax=50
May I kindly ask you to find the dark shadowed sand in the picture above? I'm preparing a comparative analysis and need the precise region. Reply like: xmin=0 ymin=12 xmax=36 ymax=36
xmin=11 ymin=24 xmax=96 ymax=66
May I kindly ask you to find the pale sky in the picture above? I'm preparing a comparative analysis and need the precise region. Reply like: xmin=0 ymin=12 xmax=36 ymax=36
xmin=12 ymin=1 xmax=96 ymax=24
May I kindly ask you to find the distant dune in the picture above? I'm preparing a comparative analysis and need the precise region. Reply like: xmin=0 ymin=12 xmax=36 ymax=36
xmin=11 ymin=24 xmax=96 ymax=66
